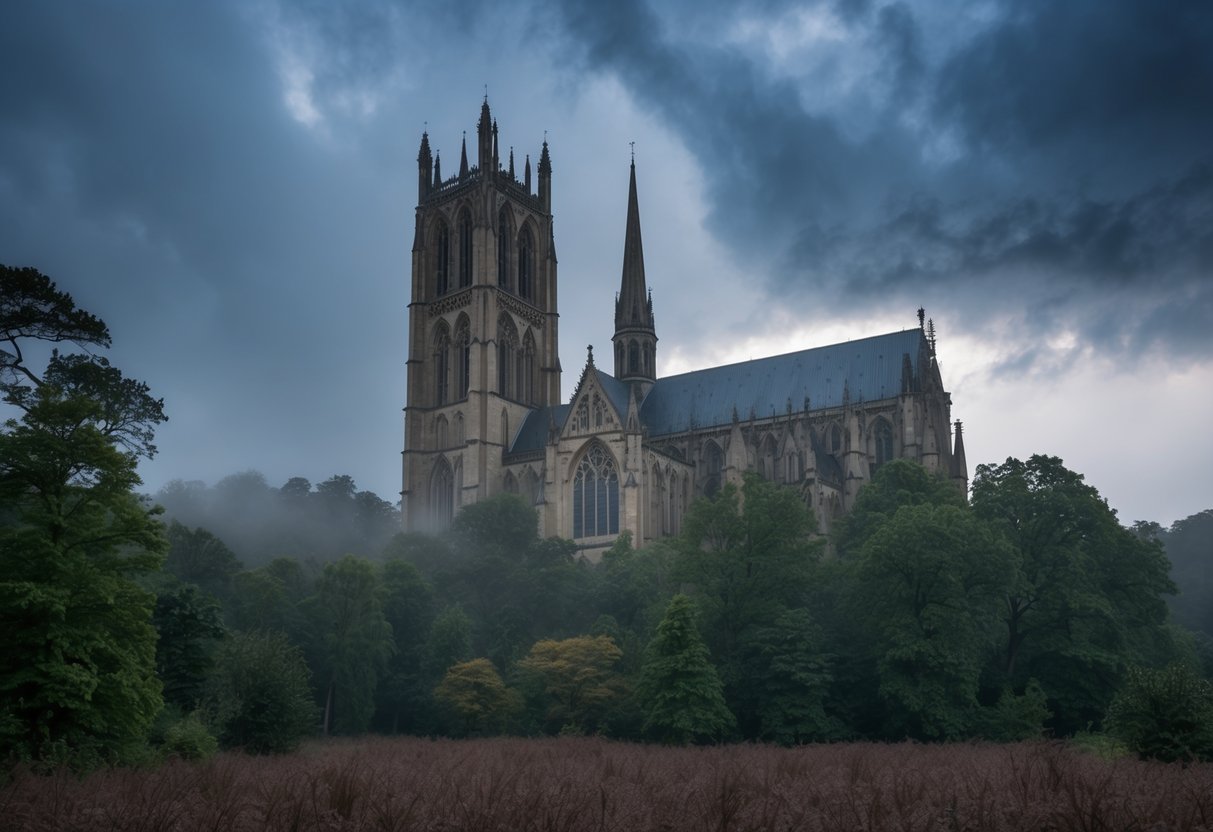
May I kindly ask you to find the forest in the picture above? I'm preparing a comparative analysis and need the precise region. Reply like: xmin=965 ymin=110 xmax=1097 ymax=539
xmin=3 ymin=263 xmax=1212 ymax=777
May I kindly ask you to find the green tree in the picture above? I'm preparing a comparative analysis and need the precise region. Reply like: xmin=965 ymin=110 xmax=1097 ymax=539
xmin=0 ymin=265 xmax=167 ymax=766
xmin=636 ymin=595 xmax=734 ymax=744
xmin=204 ymin=630 xmax=316 ymax=754
xmin=151 ymin=581 xmax=226 ymax=711
xmin=517 ymin=635 xmax=625 ymax=734
xmin=972 ymin=455 xmax=1176 ymax=732
xmin=676 ymin=474 xmax=822 ymax=734
xmin=434 ymin=658 xmax=516 ymax=736
xmin=375 ymin=558 xmax=435 ymax=733
xmin=1105 ymin=663 xmax=1213 ymax=762
xmin=850 ymin=503 xmax=1015 ymax=739
xmin=309 ymin=555 xmax=394 ymax=735
xmin=743 ymin=608 xmax=838 ymax=744
xmin=163 ymin=521 xmax=243 ymax=602
xmin=425 ymin=604 xmax=474 ymax=680
xmin=832 ymin=458 xmax=966 ymax=557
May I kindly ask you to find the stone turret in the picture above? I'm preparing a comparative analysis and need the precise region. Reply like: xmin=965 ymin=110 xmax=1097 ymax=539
xmin=417 ymin=131 xmax=432 ymax=201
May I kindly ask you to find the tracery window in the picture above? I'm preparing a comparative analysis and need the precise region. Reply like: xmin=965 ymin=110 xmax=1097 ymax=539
xmin=435 ymin=222 xmax=450 ymax=296
xmin=575 ymin=399 xmax=589 ymax=432
xmin=458 ymin=209 xmax=473 ymax=288
xmin=454 ymin=317 xmax=471 ymax=399
xmin=702 ymin=441 xmax=723 ymax=497
xmin=434 ymin=324 xmax=450 ymax=405
xmin=572 ymin=443 xmax=619 ymax=539
xmin=517 ymin=227 xmax=533 ymax=300
xmin=522 ymin=331 xmax=536 ymax=405
xmin=497 ymin=315 xmax=518 ymax=399
xmin=873 ymin=420 xmax=894 ymax=472
xmin=760 ymin=435 xmax=778 ymax=481
xmin=497 ymin=208 xmax=511 ymax=289
xmin=430 ymin=457 xmax=454 ymax=529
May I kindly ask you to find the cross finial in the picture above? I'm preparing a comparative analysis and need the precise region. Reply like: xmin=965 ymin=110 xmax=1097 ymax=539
xmin=484 ymin=84 xmax=488 ymax=101
xmin=543 ymin=129 xmax=548 ymax=143
xmin=629 ymin=141 xmax=635 ymax=163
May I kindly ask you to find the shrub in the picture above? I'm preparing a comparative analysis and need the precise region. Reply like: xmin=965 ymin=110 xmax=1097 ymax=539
xmin=1105 ymin=663 xmax=1213 ymax=762
xmin=162 ymin=712 xmax=218 ymax=760
xmin=204 ymin=631 xmax=317 ymax=754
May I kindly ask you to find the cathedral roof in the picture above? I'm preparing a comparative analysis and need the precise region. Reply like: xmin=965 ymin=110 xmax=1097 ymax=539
xmin=506 ymin=328 xmax=929 ymax=454
xmin=639 ymin=329 xmax=928 ymax=437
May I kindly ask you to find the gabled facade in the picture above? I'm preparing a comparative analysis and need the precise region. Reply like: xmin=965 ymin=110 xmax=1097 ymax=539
xmin=403 ymin=103 xmax=967 ymax=555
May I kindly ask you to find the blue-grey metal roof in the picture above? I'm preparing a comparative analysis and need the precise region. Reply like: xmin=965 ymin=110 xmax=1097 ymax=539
xmin=509 ymin=404 xmax=570 ymax=454
xmin=594 ymin=369 xmax=633 ymax=420
xmin=639 ymin=329 xmax=926 ymax=437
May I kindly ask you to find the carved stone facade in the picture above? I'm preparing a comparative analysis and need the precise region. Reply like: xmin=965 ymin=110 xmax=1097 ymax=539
xmin=403 ymin=102 xmax=967 ymax=556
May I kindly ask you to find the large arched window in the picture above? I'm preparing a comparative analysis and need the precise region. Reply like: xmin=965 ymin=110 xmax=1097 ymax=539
xmin=434 ymin=221 xmax=450 ymax=296
xmin=433 ymin=323 xmax=450 ymax=406
xmin=458 ymin=209 xmax=473 ymax=288
xmin=702 ymin=441 xmax=724 ymax=497
xmin=873 ymin=420 xmax=894 ymax=472
xmin=454 ymin=316 xmax=471 ymax=399
xmin=497 ymin=207 xmax=512 ymax=289
xmin=430 ymin=457 xmax=454 ymax=529
xmin=517 ymin=226 xmax=533 ymax=300
xmin=497 ymin=315 xmax=518 ymax=399
xmin=760 ymin=434 xmax=778 ymax=481
xmin=573 ymin=443 xmax=619 ymax=539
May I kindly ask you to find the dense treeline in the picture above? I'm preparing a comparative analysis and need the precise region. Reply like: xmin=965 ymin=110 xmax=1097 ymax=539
xmin=3 ymin=264 xmax=1211 ymax=772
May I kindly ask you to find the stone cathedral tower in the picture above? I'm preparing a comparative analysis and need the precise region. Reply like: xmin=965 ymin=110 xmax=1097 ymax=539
xmin=401 ymin=100 xmax=560 ymax=531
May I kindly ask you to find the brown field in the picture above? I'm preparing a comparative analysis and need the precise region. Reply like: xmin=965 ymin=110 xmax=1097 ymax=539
xmin=3 ymin=737 xmax=1212 ymax=831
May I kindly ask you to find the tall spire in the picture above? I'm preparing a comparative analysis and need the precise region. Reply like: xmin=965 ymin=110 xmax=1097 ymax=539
xmin=616 ymin=158 xmax=651 ymax=330
xmin=612 ymin=155 xmax=657 ymax=389
xmin=459 ymin=133 xmax=469 ymax=179
xmin=433 ymin=151 xmax=442 ymax=186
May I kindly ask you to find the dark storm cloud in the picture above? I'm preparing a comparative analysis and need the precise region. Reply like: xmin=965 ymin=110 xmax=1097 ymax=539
xmin=543 ymin=0 xmax=1213 ymax=367
xmin=0 ymin=1 xmax=412 ymax=497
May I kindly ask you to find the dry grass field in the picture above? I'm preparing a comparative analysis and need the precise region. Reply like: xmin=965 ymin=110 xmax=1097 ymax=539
xmin=4 ymin=736 xmax=1212 ymax=831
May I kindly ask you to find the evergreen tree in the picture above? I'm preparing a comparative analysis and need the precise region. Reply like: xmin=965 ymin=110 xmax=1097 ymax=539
xmin=636 ymin=595 xmax=733 ymax=744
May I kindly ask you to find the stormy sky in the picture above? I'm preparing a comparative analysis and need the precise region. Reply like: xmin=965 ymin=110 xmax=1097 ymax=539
xmin=2 ymin=0 xmax=1210 ymax=526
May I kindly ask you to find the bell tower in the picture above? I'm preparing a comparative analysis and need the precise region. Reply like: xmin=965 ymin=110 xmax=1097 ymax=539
xmin=402 ymin=99 xmax=561 ymax=531
xmin=612 ymin=157 xmax=657 ymax=396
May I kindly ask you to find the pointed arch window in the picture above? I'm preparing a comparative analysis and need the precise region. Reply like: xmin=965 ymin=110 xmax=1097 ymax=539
xmin=430 ymin=457 xmax=454 ymax=529
xmin=760 ymin=435 xmax=778 ymax=481
xmin=435 ymin=221 xmax=450 ymax=296
xmin=433 ymin=324 xmax=450 ymax=405
xmin=497 ymin=315 xmax=518 ymax=400
xmin=702 ymin=441 xmax=723 ymax=497
xmin=454 ymin=317 xmax=471 ymax=399
xmin=522 ymin=331 xmax=537 ymax=405
xmin=873 ymin=420 xmax=894 ymax=473
xmin=503 ymin=471 xmax=519 ymax=494
xmin=497 ymin=208 xmax=511 ymax=289
xmin=628 ymin=340 xmax=640 ymax=374
xmin=517 ymin=227 xmax=533 ymax=300
xmin=458 ymin=209 xmax=473 ymax=288
xmin=573 ymin=443 xmax=619 ymax=539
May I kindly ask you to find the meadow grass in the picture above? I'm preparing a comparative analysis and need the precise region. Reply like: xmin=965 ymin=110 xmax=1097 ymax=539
xmin=4 ymin=736 xmax=1211 ymax=831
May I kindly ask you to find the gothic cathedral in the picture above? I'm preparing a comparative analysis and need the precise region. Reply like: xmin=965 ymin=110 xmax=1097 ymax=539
xmin=402 ymin=101 xmax=967 ymax=557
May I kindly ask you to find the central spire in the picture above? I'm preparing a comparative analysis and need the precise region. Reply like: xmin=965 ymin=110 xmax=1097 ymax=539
xmin=612 ymin=156 xmax=657 ymax=391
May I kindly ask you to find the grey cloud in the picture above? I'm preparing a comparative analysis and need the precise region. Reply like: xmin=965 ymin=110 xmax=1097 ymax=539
xmin=542 ymin=0 xmax=1213 ymax=366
